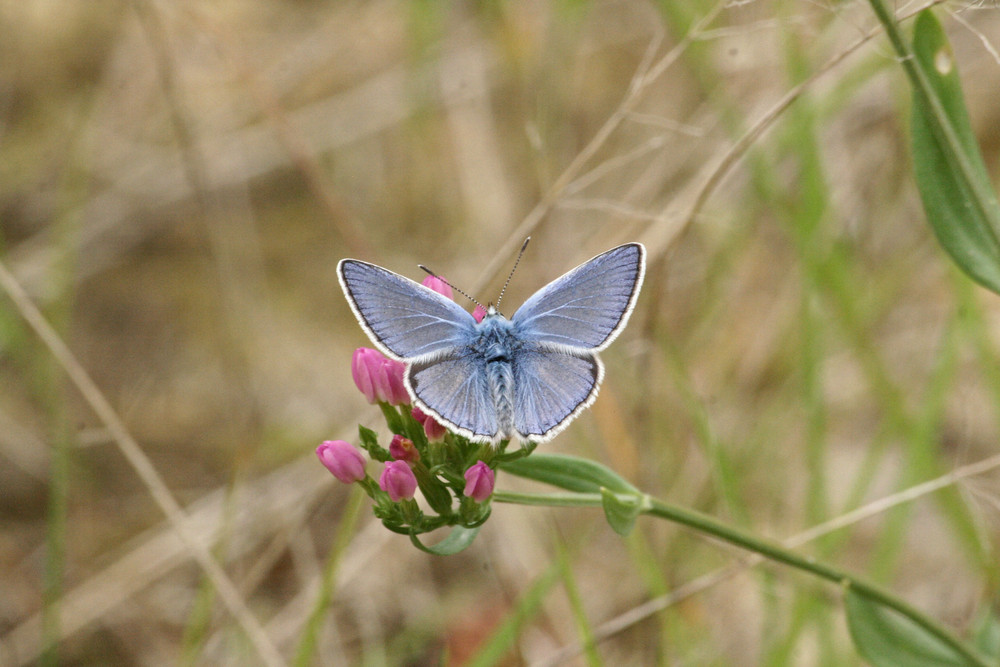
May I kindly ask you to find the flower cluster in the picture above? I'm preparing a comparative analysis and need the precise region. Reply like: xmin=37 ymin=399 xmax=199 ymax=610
xmin=316 ymin=275 xmax=532 ymax=540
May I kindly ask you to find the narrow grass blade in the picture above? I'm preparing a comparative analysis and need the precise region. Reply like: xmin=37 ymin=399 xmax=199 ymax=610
xmin=463 ymin=562 xmax=561 ymax=667
xmin=293 ymin=486 xmax=365 ymax=667
xmin=555 ymin=544 xmax=602 ymax=667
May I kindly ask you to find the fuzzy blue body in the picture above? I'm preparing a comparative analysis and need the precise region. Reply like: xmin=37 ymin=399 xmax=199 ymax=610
xmin=470 ymin=312 xmax=521 ymax=438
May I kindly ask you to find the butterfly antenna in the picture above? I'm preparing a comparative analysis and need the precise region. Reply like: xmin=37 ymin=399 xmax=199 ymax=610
xmin=418 ymin=265 xmax=485 ymax=310
xmin=495 ymin=237 xmax=530 ymax=311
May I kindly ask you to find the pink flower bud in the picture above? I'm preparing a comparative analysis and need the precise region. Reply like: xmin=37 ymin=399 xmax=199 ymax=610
xmin=422 ymin=274 xmax=453 ymax=299
xmin=472 ymin=305 xmax=488 ymax=323
xmin=389 ymin=434 xmax=420 ymax=462
xmin=351 ymin=348 xmax=381 ymax=403
xmin=411 ymin=405 xmax=429 ymax=423
xmin=379 ymin=460 xmax=418 ymax=502
xmin=423 ymin=417 xmax=447 ymax=442
xmin=378 ymin=357 xmax=410 ymax=405
xmin=463 ymin=461 xmax=495 ymax=502
xmin=412 ymin=406 xmax=448 ymax=443
xmin=316 ymin=440 xmax=366 ymax=484
xmin=351 ymin=348 xmax=410 ymax=405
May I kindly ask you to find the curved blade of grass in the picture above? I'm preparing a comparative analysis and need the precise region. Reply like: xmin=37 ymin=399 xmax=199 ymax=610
xmin=846 ymin=589 xmax=977 ymax=667
xmin=869 ymin=3 xmax=1000 ymax=293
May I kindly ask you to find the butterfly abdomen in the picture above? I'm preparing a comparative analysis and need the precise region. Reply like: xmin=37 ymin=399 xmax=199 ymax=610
xmin=487 ymin=360 xmax=515 ymax=439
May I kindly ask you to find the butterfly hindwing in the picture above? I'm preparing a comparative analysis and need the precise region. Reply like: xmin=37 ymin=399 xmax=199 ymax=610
xmin=407 ymin=353 xmax=499 ymax=442
xmin=512 ymin=243 xmax=645 ymax=352
xmin=511 ymin=348 xmax=602 ymax=441
xmin=338 ymin=259 xmax=477 ymax=360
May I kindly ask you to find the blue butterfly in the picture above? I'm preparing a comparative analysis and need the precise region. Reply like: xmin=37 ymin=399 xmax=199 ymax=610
xmin=338 ymin=243 xmax=645 ymax=444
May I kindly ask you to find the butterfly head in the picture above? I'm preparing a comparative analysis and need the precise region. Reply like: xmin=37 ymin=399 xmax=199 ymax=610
xmin=483 ymin=304 xmax=506 ymax=321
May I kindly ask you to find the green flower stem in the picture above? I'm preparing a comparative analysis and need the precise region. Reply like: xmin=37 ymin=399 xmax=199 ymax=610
xmin=493 ymin=489 xmax=990 ymax=667
xmin=494 ymin=490 xmax=605 ymax=507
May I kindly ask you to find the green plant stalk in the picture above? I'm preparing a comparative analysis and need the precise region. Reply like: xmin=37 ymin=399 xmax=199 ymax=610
xmin=555 ymin=543 xmax=602 ymax=667
xmin=493 ymin=490 xmax=991 ymax=667
xmin=293 ymin=486 xmax=365 ymax=667
xmin=867 ymin=0 xmax=1000 ymax=246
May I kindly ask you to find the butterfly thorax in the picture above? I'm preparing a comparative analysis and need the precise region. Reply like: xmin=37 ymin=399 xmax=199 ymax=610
xmin=471 ymin=313 xmax=522 ymax=362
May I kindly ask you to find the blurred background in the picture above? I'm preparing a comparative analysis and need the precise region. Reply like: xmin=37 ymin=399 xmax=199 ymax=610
xmin=2 ymin=0 xmax=1000 ymax=664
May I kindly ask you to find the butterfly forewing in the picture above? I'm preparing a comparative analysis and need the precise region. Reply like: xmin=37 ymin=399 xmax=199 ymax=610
xmin=338 ymin=260 xmax=477 ymax=360
xmin=512 ymin=243 xmax=645 ymax=352
xmin=511 ymin=349 xmax=602 ymax=441
xmin=407 ymin=354 xmax=499 ymax=442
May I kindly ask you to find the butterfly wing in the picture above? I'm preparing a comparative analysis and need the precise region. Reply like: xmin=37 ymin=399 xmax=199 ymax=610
xmin=338 ymin=259 xmax=477 ymax=360
xmin=507 ymin=243 xmax=645 ymax=441
xmin=407 ymin=352 xmax=498 ymax=442
xmin=511 ymin=243 xmax=645 ymax=352
xmin=511 ymin=348 xmax=602 ymax=442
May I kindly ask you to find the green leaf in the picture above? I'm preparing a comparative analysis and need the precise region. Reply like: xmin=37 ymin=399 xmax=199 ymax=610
xmin=411 ymin=464 xmax=454 ymax=515
xmin=499 ymin=453 xmax=639 ymax=494
xmin=845 ymin=589 xmax=978 ymax=666
xmin=910 ymin=9 xmax=1000 ymax=294
xmin=358 ymin=424 xmax=379 ymax=450
xmin=378 ymin=402 xmax=406 ymax=434
xmin=973 ymin=608 xmax=1000 ymax=659
xmin=600 ymin=487 xmax=643 ymax=536
xmin=408 ymin=525 xmax=480 ymax=555
xmin=358 ymin=425 xmax=391 ymax=463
